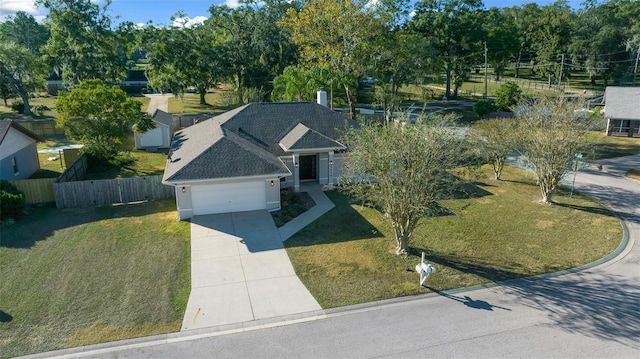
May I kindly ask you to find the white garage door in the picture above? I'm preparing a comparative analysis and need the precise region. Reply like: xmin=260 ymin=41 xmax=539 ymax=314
xmin=191 ymin=181 xmax=266 ymax=215
xmin=140 ymin=128 xmax=163 ymax=147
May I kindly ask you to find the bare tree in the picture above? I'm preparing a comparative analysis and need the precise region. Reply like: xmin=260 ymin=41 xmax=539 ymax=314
xmin=339 ymin=114 xmax=466 ymax=256
xmin=513 ymin=96 xmax=593 ymax=204
xmin=471 ymin=118 xmax=517 ymax=180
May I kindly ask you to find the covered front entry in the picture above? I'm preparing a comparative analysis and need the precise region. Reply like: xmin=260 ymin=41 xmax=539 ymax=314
xmin=191 ymin=181 xmax=266 ymax=215
xmin=299 ymin=155 xmax=317 ymax=180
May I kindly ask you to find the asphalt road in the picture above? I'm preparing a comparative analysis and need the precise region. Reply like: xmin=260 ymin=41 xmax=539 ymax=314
xmin=29 ymin=155 xmax=640 ymax=359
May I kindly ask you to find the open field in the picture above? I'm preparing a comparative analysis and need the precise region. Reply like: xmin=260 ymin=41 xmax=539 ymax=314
xmin=0 ymin=200 xmax=191 ymax=358
xmin=285 ymin=164 xmax=622 ymax=308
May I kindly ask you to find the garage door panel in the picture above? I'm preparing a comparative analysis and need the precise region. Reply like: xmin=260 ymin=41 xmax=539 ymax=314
xmin=140 ymin=128 xmax=163 ymax=147
xmin=192 ymin=181 xmax=266 ymax=215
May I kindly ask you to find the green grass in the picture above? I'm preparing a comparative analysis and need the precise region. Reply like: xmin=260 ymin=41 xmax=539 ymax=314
xmin=626 ymin=168 xmax=640 ymax=181
xmin=587 ymin=132 xmax=640 ymax=159
xmin=0 ymin=200 xmax=190 ymax=358
xmin=0 ymin=96 xmax=58 ymax=120
xmin=168 ymin=85 xmax=236 ymax=114
xmin=285 ymin=164 xmax=622 ymax=308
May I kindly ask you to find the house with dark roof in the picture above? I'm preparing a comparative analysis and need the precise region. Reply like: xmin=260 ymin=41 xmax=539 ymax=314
xmin=604 ymin=87 xmax=640 ymax=138
xmin=162 ymin=101 xmax=353 ymax=219
xmin=0 ymin=120 xmax=42 ymax=180
xmin=134 ymin=109 xmax=173 ymax=150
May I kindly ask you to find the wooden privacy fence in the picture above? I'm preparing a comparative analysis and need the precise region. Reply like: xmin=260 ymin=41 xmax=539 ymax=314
xmin=16 ymin=119 xmax=66 ymax=136
xmin=57 ymin=154 xmax=88 ymax=182
xmin=8 ymin=178 xmax=56 ymax=204
xmin=54 ymin=175 xmax=174 ymax=208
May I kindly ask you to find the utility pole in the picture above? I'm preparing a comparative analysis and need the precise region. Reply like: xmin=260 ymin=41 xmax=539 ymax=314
xmin=634 ymin=48 xmax=639 ymax=86
xmin=484 ymin=41 xmax=488 ymax=99
xmin=558 ymin=54 xmax=564 ymax=91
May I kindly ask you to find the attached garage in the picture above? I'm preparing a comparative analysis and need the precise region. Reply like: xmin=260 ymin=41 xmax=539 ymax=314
xmin=191 ymin=181 xmax=266 ymax=215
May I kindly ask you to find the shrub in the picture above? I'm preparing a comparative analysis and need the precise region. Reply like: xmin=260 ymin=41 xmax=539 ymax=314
xmin=473 ymin=99 xmax=497 ymax=119
xmin=495 ymin=82 xmax=522 ymax=111
xmin=0 ymin=180 xmax=26 ymax=222
xmin=10 ymin=100 xmax=24 ymax=114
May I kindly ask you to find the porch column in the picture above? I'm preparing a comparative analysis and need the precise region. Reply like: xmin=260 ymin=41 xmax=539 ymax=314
xmin=328 ymin=150 xmax=335 ymax=188
xmin=293 ymin=152 xmax=300 ymax=192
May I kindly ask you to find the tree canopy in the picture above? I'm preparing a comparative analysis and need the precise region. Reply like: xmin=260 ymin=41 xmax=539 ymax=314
xmin=340 ymin=114 xmax=467 ymax=255
xmin=55 ymin=80 xmax=154 ymax=163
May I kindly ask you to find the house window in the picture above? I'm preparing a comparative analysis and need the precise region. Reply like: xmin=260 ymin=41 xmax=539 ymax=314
xmin=11 ymin=157 xmax=19 ymax=174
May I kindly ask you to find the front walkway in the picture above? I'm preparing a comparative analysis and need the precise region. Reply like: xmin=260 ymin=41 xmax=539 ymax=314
xmin=182 ymin=185 xmax=335 ymax=331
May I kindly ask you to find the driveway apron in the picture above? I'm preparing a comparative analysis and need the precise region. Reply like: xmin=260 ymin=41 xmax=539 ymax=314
xmin=182 ymin=210 xmax=322 ymax=331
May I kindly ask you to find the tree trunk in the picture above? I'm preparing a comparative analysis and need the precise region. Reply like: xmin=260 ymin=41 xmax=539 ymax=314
xmin=236 ymin=73 xmax=244 ymax=105
xmin=445 ymin=61 xmax=452 ymax=98
xmin=540 ymin=187 xmax=553 ymax=204
xmin=199 ymin=89 xmax=207 ymax=105
xmin=20 ymin=92 xmax=33 ymax=116
xmin=344 ymin=84 xmax=357 ymax=120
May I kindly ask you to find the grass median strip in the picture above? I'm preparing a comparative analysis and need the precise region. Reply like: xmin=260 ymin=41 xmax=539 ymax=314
xmin=0 ymin=200 xmax=190 ymax=359
xmin=285 ymin=165 xmax=622 ymax=309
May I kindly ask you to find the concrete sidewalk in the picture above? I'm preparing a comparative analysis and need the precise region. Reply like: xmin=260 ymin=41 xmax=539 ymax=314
xmin=183 ymin=185 xmax=336 ymax=331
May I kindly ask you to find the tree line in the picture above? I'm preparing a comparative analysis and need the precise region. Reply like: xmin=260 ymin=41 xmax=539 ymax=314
xmin=1 ymin=0 xmax=639 ymax=117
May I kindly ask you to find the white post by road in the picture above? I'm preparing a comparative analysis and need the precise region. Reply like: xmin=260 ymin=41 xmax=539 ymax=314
xmin=415 ymin=252 xmax=436 ymax=286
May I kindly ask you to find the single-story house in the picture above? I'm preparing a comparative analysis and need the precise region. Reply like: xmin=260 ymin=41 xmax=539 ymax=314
xmin=162 ymin=100 xmax=354 ymax=220
xmin=134 ymin=109 xmax=173 ymax=150
xmin=604 ymin=86 xmax=640 ymax=138
xmin=0 ymin=120 xmax=42 ymax=180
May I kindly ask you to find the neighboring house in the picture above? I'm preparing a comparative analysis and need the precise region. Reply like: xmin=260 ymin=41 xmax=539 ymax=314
xmin=604 ymin=86 xmax=640 ymax=138
xmin=0 ymin=120 xmax=42 ymax=180
xmin=134 ymin=109 xmax=173 ymax=150
xmin=163 ymin=101 xmax=354 ymax=220
xmin=122 ymin=69 xmax=149 ymax=88
xmin=45 ymin=72 xmax=65 ymax=96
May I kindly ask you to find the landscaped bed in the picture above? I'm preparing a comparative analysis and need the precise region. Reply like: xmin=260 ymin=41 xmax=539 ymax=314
xmin=0 ymin=200 xmax=190 ymax=358
xmin=284 ymin=164 xmax=623 ymax=309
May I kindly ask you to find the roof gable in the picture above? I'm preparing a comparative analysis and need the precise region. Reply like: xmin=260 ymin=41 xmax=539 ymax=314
xmin=279 ymin=123 xmax=346 ymax=152
xmin=151 ymin=109 xmax=173 ymax=128
xmin=0 ymin=120 xmax=42 ymax=144
xmin=163 ymin=118 xmax=290 ymax=182
xmin=604 ymin=87 xmax=640 ymax=120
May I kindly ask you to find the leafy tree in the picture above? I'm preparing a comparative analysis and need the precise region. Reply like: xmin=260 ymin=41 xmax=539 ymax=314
xmin=280 ymin=0 xmax=387 ymax=118
xmin=495 ymin=82 xmax=522 ymax=111
xmin=0 ymin=11 xmax=49 ymax=54
xmin=482 ymin=7 xmax=520 ymax=81
xmin=141 ymin=21 xmax=226 ymax=104
xmin=0 ymin=73 xmax=15 ymax=107
xmin=571 ymin=0 xmax=632 ymax=86
xmin=471 ymin=118 xmax=515 ymax=180
xmin=503 ymin=3 xmax=541 ymax=78
xmin=339 ymin=114 xmax=466 ymax=256
xmin=472 ymin=99 xmax=496 ymax=119
xmin=412 ymin=0 xmax=485 ymax=98
xmin=37 ymin=0 xmax=127 ymax=84
xmin=55 ymin=80 xmax=154 ymax=163
xmin=529 ymin=2 xmax=575 ymax=85
xmin=0 ymin=42 xmax=47 ymax=116
xmin=271 ymin=65 xmax=309 ymax=101
xmin=513 ymin=97 xmax=593 ymax=204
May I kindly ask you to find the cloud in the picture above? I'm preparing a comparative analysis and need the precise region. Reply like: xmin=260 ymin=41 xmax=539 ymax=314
xmin=0 ymin=0 xmax=39 ymax=15
xmin=224 ymin=0 xmax=241 ymax=9
xmin=171 ymin=15 xmax=207 ymax=28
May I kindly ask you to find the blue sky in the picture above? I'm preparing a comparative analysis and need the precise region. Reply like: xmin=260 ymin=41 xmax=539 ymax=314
xmin=1 ymin=0 xmax=586 ymax=25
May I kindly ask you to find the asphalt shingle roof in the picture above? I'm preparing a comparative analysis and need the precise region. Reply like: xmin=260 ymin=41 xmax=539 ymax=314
xmin=279 ymin=123 xmax=347 ymax=151
xmin=0 ymin=120 xmax=42 ymax=144
xmin=604 ymin=87 xmax=640 ymax=120
xmin=163 ymin=102 xmax=353 ymax=182
xmin=151 ymin=109 xmax=173 ymax=128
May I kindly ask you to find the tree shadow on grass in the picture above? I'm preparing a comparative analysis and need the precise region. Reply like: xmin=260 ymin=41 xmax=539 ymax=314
xmin=284 ymin=192 xmax=384 ymax=247
xmin=0 ymin=200 xmax=176 ymax=249
xmin=409 ymin=248 xmax=528 ymax=283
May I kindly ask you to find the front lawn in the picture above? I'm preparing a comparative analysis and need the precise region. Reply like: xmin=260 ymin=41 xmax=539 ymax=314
xmin=0 ymin=200 xmax=190 ymax=358
xmin=285 ymin=165 xmax=622 ymax=308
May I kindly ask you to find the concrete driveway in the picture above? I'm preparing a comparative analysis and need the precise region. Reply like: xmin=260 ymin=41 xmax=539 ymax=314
xmin=182 ymin=210 xmax=322 ymax=331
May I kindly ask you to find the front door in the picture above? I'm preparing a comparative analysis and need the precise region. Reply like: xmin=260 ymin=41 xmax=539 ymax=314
xmin=299 ymin=155 xmax=317 ymax=180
